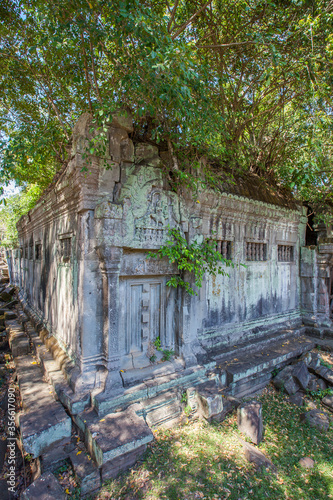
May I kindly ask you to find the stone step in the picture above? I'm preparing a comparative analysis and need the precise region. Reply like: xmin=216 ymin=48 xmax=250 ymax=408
xmin=73 ymin=405 xmax=153 ymax=481
xmin=6 ymin=319 xmax=72 ymax=458
xmin=93 ymin=363 xmax=214 ymax=417
xmin=138 ymin=389 xmax=183 ymax=428
xmin=208 ymin=327 xmax=304 ymax=364
xmin=120 ymin=358 xmax=185 ymax=388
xmin=22 ymin=320 xmax=91 ymax=415
xmin=220 ymin=335 xmax=315 ymax=397
xmin=6 ymin=319 xmax=30 ymax=358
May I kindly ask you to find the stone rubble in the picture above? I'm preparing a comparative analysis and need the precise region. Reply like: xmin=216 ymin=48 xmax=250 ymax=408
xmin=237 ymin=401 xmax=264 ymax=445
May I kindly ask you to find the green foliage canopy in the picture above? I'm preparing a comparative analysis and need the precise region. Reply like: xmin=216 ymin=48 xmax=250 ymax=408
xmin=0 ymin=0 xmax=333 ymax=217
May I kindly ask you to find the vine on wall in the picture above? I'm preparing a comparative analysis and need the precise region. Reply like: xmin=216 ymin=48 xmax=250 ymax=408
xmin=148 ymin=227 xmax=234 ymax=296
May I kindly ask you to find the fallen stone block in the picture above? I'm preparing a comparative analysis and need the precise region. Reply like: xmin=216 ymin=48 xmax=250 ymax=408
xmin=4 ymin=285 xmax=16 ymax=296
xmin=69 ymin=449 xmax=101 ymax=496
xmin=187 ymin=380 xmax=223 ymax=421
xmin=292 ymin=361 xmax=310 ymax=390
xmin=307 ymin=354 xmax=321 ymax=372
xmin=322 ymin=395 xmax=333 ymax=413
xmin=307 ymin=377 xmax=320 ymax=392
xmin=288 ymin=393 xmax=304 ymax=407
xmin=21 ymin=472 xmax=66 ymax=500
xmin=318 ymin=379 xmax=328 ymax=390
xmin=300 ymin=409 xmax=330 ymax=432
xmin=237 ymin=401 xmax=263 ymax=444
xmin=20 ymin=403 xmax=72 ymax=458
xmin=272 ymin=365 xmax=300 ymax=395
xmin=315 ymin=366 xmax=333 ymax=385
xmin=299 ymin=457 xmax=315 ymax=468
xmin=240 ymin=439 xmax=276 ymax=472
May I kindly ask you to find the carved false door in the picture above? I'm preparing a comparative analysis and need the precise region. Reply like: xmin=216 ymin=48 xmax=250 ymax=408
xmin=121 ymin=278 xmax=170 ymax=368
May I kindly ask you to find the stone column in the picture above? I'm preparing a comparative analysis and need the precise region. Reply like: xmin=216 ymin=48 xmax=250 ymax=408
xmin=97 ymin=245 xmax=124 ymax=394
xmin=178 ymin=271 xmax=202 ymax=367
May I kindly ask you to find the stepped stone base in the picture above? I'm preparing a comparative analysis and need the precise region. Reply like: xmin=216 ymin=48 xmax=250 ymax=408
xmin=7 ymin=299 xmax=328 ymax=499
xmin=6 ymin=319 xmax=72 ymax=458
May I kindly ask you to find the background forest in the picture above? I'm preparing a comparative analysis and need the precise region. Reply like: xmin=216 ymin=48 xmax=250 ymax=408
xmin=0 ymin=0 xmax=333 ymax=245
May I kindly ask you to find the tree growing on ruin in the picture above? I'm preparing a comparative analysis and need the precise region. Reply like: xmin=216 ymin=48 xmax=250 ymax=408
xmin=0 ymin=0 xmax=333 ymax=217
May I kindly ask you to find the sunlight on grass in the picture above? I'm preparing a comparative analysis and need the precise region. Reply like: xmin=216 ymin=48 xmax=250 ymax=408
xmin=96 ymin=386 xmax=333 ymax=500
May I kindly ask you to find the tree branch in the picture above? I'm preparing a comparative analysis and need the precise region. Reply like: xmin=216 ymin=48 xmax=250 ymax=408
xmin=167 ymin=0 xmax=179 ymax=32
xmin=171 ymin=0 xmax=211 ymax=40
xmin=89 ymin=37 xmax=102 ymax=104
xmin=80 ymin=31 xmax=93 ymax=112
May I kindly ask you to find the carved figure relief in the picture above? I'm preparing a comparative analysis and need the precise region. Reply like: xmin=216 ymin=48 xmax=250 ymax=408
xmin=134 ymin=189 xmax=179 ymax=244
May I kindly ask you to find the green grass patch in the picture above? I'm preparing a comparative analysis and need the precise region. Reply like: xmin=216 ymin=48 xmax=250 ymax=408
xmin=96 ymin=387 xmax=333 ymax=500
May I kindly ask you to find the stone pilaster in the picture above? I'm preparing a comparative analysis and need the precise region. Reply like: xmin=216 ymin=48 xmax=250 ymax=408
xmin=97 ymin=245 xmax=124 ymax=394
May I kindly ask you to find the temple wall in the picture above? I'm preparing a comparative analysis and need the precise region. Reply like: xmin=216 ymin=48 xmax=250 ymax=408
xmin=7 ymin=111 xmax=308 ymax=382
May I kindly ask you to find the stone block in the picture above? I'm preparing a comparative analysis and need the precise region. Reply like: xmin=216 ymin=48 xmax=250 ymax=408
xmin=292 ymin=361 xmax=311 ymax=390
xmin=69 ymin=449 xmax=101 ymax=496
xmin=307 ymin=377 xmax=320 ymax=392
xmin=272 ymin=365 xmax=300 ymax=395
xmin=317 ymin=379 xmax=328 ymax=390
xmin=42 ymin=437 xmax=74 ymax=471
xmin=299 ymin=457 xmax=315 ymax=468
xmin=20 ymin=403 xmax=72 ymax=458
xmin=141 ymin=391 xmax=182 ymax=428
xmin=110 ymin=110 xmax=133 ymax=132
xmin=21 ymin=472 xmax=66 ymax=500
xmin=101 ymin=444 xmax=147 ymax=482
xmin=308 ymin=354 xmax=321 ymax=372
xmin=288 ymin=393 xmax=304 ymax=407
xmin=197 ymin=388 xmax=223 ymax=420
xmin=300 ymin=409 xmax=330 ymax=431
xmin=240 ymin=439 xmax=276 ymax=471
xmin=86 ymin=405 xmax=153 ymax=466
xmin=11 ymin=336 xmax=30 ymax=358
xmin=237 ymin=401 xmax=263 ymax=444
xmin=322 ymin=395 xmax=333 ymax=413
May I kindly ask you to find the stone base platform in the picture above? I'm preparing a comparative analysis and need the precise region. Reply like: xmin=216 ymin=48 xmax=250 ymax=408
xmin=6 ymin=303 xmax=324 ymax=497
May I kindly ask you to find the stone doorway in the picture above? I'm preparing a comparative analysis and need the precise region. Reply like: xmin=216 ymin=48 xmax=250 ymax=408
xmin=119 ymin=277 xmax=176 ymax=369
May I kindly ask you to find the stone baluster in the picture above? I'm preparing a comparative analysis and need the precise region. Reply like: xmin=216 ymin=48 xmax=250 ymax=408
xmin=222 ymin=240 xmax=227 ymax=259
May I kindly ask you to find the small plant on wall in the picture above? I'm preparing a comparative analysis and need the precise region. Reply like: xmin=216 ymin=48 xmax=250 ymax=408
xmin=148 ymin=227 xmax=234 ymax=295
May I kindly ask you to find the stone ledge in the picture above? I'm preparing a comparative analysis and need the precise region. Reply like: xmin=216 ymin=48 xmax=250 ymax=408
xmin=75 ymin=405 xmax=153 ymax=467
xmin=8 ymin=317 xmax=72 ymax=459
xmin=19 ymin=401 xmax=72 ymax=458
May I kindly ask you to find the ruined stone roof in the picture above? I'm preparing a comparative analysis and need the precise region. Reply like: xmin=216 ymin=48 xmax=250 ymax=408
xmin=214 ymin=171 xmax=298 ymax=210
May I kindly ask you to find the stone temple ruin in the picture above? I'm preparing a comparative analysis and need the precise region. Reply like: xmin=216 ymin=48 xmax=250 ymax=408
xmin=4 ymin=111 xmax=333 ymax=492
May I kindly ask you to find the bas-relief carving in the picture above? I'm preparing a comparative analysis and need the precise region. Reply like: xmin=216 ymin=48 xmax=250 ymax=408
xmin=133 ymin=189 xmax=180 ymax=246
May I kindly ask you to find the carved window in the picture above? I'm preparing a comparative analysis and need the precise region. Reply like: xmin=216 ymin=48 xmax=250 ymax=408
xmin=278 ymin=245 xmax=294 ymax=262
xmin=35 ymin=243 xmax=42 ymax=260
xmin=60 ymin=237 xmax=72 ymax=262
xmin=246 ymin=242 xmax=267 ymax=261
xmin=216 ymin=240 xmax=232 ymax=260
xmin=29 ymin=241 xmax=33 ymax=259
xmin=20 ymin=248 xmax=23 ymax=258
xmin=24 ymin=245 xmax=28 ymax=259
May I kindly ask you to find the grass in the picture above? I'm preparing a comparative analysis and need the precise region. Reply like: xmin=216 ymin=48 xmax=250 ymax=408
xmin=96 ymin=386 xmax=333 ymax=500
